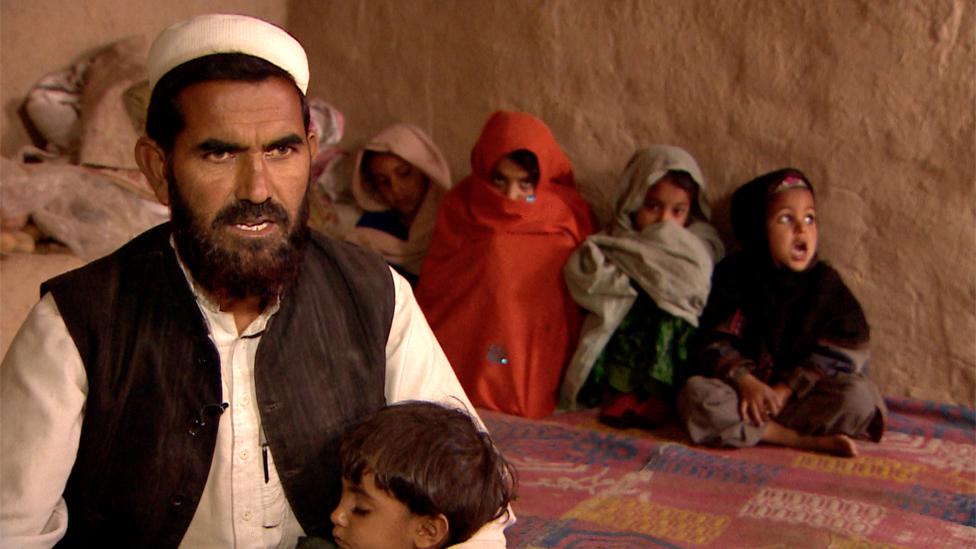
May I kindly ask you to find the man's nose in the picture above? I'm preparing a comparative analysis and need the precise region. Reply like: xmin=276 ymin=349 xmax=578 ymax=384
xmin=236 ymin=153 xmax=272 ymax=203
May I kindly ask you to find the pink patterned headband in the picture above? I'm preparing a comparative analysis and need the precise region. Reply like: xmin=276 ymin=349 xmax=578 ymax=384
xmin=769 ymin=175 xmax=810 ymax=195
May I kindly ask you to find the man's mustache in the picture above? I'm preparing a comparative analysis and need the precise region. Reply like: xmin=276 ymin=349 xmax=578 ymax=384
xmin=212 ymin=200 xmax=290 ymax=228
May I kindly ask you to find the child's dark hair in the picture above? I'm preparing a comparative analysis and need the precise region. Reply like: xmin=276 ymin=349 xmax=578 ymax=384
xmin=663 ymin=169 xmax=704 ymax=222
xmin=506 ymin=149 xmax=540 ymax=184
xmin=339 ymin=401 xmax=517 ymax=546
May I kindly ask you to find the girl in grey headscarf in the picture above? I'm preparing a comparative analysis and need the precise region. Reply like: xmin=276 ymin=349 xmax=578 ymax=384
xmin=562 ymin=145 xmax=724 ymax=427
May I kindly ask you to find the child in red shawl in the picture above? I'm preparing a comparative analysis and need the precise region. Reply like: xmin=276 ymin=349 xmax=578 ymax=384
xmin=415 ymin=111 xmax=595 ymax=419
xmin=677 ymin=168 xmax=886 ymax=456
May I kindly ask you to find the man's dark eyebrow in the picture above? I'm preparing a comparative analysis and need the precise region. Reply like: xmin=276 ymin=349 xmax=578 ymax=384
xmin=196 ymin=138 xmax=246 ymax=154
xmin=266 ymin=134 xmax=305 ymax=150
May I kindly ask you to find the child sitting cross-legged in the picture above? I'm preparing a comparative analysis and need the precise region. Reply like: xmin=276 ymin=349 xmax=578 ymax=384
xmin=329 ymin=401 xmax=516 ymax=549
xmin=677 ymin=168 xmax=887 ymax=457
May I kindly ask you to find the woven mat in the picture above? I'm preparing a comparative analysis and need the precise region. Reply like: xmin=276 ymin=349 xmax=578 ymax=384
xmin=482 ymin=397 xmax=975 ymax=548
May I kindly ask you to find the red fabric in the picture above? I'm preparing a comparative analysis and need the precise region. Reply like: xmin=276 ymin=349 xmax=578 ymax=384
xmin=416 ymin=111 xmax=596 ymax=419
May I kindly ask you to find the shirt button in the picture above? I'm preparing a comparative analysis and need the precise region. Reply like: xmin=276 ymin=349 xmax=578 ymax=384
xmin=242 ymin=510 xmax=253 ymax=521
xmin=240 ymin=396 xmax=250 ymax=406
xmin=240 ymin=449 xmax=249 ymax=461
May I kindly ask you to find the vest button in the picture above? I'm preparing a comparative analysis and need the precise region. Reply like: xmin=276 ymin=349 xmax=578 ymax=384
xmin=170 ymin=494 xmax=185 ymax=507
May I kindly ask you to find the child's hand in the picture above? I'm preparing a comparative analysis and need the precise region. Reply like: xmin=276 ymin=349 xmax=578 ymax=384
xmin=736 ymin=374 xmax=785 ymax=426
xmin=770 ymin=383 xmax=793 ymax=408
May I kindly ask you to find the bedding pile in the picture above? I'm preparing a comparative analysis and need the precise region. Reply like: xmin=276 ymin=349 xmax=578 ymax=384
xmin=1 ymin=37 xmax=348 ymax=259
xmin=482 ymin=397 xmax=975 ymax=548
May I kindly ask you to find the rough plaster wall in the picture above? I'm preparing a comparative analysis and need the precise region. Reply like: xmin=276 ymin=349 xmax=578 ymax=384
xmin=0 ymin=1 xmax=971 ymax=405
xmin=0 ymin=0 xmax=288 ymax=158
xmin=291 ymin=0 xmax=975 ymax=405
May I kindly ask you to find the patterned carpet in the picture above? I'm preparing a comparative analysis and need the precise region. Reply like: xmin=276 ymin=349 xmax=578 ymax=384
xmin=481 ymin=397 xmax=975 ymax=548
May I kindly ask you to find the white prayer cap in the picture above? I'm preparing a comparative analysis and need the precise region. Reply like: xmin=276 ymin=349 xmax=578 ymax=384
xmin=147 ymin=13 xmax=309 ymax=94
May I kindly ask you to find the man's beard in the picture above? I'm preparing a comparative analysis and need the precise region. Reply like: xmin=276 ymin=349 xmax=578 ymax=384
xmin=168 ymin=172 xmax=310 ymax=305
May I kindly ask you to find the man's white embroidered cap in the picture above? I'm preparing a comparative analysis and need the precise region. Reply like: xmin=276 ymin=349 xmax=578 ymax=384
xmin=147 ymin=13 xmax=309 ymax=94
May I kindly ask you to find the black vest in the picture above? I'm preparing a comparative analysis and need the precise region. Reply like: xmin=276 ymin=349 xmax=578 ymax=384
xmin=43 ymin=223 xmax=393 ymax=547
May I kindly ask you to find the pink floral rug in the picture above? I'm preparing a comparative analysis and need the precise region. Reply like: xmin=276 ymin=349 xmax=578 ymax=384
xmin=482 ymin=397 xmax=975 ymax=548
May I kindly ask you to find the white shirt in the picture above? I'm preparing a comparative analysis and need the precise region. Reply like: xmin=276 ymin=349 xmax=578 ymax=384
xmin=0 ymin=267 xmax=510 ymax=548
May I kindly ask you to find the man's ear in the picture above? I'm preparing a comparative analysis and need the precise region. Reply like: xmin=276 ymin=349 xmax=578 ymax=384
xmin=135 ymin=136 xmax=170 ymax=205
xmin=307 ymin=130 xmax=319 ymax=158
xmin=413 ymin=513 xmax=449 ymax=549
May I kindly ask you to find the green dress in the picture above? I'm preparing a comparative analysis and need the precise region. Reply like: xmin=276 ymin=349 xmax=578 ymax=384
xmin=578 ymin=288 xmax=695 ymax=408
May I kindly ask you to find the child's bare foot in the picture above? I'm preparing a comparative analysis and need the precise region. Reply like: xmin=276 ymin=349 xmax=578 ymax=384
xmin=805 ymin=434 xmax=858 ymax=457
xmin=762 ymin=422 xmax=858 ymax=457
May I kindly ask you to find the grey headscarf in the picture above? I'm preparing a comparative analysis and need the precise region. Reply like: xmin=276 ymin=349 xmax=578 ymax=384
xmin=560 ymin=145 xmax=724 ymax=409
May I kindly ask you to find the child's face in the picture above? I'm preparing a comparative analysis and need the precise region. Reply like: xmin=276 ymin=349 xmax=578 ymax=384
xmin=367 ymin=153 xmax=429 ymax=217
xmin=331 ymin=474 xmax=422 ymax=549
xmin=765 ymin=187 xmax=818 ymax=271
xmin=632 ymin=176 xmax=692 ymax=230
xmin=489 ymin=156 xmax=536 ymax=201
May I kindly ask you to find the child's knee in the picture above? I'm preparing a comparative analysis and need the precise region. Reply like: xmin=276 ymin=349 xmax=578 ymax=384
xmin=678 ymin=376 xmax=710 ymax=402
xmin=678 ymin=376 xmax=726 ymax=417
xmin=677 ymin=376 xmax=739 ymax=443
xmin=836 ymin=377 xmax=877 ymax=415
xmin=822 ymin=375 xmax=883 ymax=435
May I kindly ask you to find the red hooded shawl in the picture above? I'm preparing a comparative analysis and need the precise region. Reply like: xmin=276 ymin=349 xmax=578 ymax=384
xmin=415 ymin=111 xmax=595 ymax=418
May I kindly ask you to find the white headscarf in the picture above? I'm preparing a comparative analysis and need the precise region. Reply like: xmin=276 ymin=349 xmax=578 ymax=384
xmin=344 ymin=124 xmax=452 ymax=275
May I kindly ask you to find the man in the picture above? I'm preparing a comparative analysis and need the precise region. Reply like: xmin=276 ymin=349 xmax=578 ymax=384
xmin=0 ymin=14 xmax=509 ymax=548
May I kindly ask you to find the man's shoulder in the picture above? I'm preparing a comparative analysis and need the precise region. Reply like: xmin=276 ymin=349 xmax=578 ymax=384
xmin=42 ymin=224 xmax=172 ymax=295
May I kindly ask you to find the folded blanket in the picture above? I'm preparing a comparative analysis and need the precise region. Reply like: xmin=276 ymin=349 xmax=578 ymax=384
xmin=561 ymin=220 xmax=724 ymax=409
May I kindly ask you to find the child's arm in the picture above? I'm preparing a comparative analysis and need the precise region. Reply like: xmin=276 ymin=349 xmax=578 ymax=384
xmin=695 ymin=309 xmax=753 ymax=383
xmin=774 ymin=264 xmax=871 ymax=399
xmin=695 ymin=310 xmax=789 ymax=425
xmin=776 ymin=340 xmax=870 ymax=400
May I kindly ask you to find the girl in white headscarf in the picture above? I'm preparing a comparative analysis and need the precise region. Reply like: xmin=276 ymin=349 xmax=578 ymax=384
xmin=562 ymin=145 xmax=724 ymax=427
xmin=344 ymin=124 xmax=452 ymax=284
